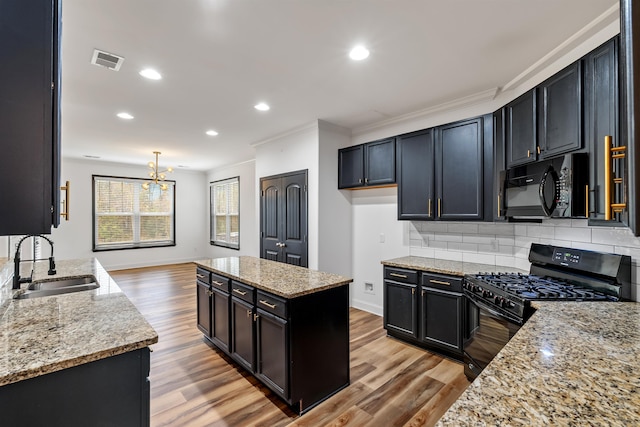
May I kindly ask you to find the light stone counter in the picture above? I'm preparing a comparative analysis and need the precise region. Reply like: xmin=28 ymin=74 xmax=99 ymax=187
xmin=194 ymin=256 xmax=352 ymax=298
xmin=381 ymin=256 xmax=527 ymax=276
xmin=436 ymin=301 xmax=640 ymax=426
xmin=0 ymin=258 xmax=158 ymax=387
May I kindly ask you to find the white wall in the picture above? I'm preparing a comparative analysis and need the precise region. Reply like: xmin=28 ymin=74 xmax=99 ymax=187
xmin=49 ymin=157 xmax=209 ymax=270
xmin=254 ymin=123 xmax=320 ymax=268
xmin=317 ymin=120 xmax=353 ymax=278
xmin=206 ymin=159 xmax=259 ymax=258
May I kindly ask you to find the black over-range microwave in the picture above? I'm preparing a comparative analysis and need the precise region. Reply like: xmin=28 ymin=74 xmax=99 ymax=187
xmin=500 ymin=153 xmax=589 ymax=218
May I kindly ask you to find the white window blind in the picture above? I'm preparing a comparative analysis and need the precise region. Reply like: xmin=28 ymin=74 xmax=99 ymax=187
xmin=93 ymin=176 xmax=175 ymax=251
xmin=210 ymin=177 xmax=239 ymax=249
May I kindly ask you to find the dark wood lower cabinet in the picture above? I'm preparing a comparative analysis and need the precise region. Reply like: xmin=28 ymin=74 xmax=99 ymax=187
xmin=421 ymin=287 xmax=463 ymax=352
xmin=211 ymin=287 xmax=230 ymax=353
xmin=256 ymin=308 xmax=289 ymax=398
xmin=383 ymin=280 xmax=418 ymax=339
xmin=196 ymin=268 xmax=349 ymax=414
xmin=231 ymin=297 xmax=255 ymax=372
xmin=196 ymin=279 xmax=211 ymax=336
xmin=0 ymin=348 xmax=150 ymax=427
xmin=383 ymin=266 xmax=464 ymax=359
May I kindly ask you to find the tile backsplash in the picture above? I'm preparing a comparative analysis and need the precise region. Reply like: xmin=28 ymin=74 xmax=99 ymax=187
xmin=408 ymin=219 xmax=640 ymax=301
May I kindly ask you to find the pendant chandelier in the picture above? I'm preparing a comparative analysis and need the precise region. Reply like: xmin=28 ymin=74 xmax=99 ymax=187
xmin=142 ymin=151 xmax=173 ymax=190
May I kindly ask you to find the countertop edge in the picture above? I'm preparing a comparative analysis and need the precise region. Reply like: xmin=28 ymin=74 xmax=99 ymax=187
xmin=194 ymin=259 xmax=353 ymax=298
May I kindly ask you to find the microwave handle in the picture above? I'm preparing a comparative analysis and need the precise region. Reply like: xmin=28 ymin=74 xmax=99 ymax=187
xmin=539 ymin=166 xmax=559 ymax=216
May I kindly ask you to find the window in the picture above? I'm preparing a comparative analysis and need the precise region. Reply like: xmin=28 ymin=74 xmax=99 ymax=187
xmin=93 ymin=176 xmax=175 ymax=251
xmin=210 ymin=177 xmax=239 ymax=249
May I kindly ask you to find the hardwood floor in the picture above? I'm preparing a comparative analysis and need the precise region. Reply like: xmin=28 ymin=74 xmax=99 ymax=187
xmin=109 ymin=263 xmax=470 ymax=427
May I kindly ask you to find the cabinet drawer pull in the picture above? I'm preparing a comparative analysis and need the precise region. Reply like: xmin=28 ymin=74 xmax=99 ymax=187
xmin=212 ymin=280 xmax=225 ymax=287
xmin=389 ymin=273 xmax=408 ymax=279
xmin=233 ymin=288 xmax=247 ymax=296
xmin=259 ymin=299 xmax=277 ymax=309
xmin=196 ymin=274 xmax=205 ymax=279
xmin=429 ymin=279 xmax=451 ymax=286
xmin=527 ymin=149 xmax=531 ymax=158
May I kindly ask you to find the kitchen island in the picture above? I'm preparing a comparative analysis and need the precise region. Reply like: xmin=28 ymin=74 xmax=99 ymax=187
xmin=436 ymin=301 xmax=640 ymax=426
xmin=194 ymin=256 xmax=352 ymax=414
xmin=0 ymin=258 xmax=158 ymax=426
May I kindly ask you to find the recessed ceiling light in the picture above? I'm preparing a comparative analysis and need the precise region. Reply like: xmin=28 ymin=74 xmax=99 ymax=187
xmin=139 ymin=68 xmax=162 ymax=80
xmin=117 ymin=112 xmax=134 ymax=120
xmin=206 ymin=129 xmax=219 ymax=136
xmin=349 ymin=45 xmax=370 ymax=61
xmin=254 ymin=102 xmax=270 ymax=111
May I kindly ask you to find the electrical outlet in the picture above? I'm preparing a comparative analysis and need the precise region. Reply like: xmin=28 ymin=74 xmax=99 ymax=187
xmin=364 ymin=282 xmax=374 ymax=294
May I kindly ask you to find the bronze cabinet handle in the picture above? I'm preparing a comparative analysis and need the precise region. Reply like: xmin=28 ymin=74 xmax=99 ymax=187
xmin=196 ymin=274 xmax=205 ymax=279
xmin=259 ymin=299 xmax=276 ymax=309
xmin=429 ymin=279 xmax=451 ymax=286
xmin=212 ymin=280 xmax=225 ymax=287
xmin=428 ymin=199 xmax=432 ymax=217
xmin=60 ymin=180 xmax=70 ymax=220
xmin=389 ymin=273 xmax=407 ymax=279
xmin=233 ymin=288 xmax=247 ymax=296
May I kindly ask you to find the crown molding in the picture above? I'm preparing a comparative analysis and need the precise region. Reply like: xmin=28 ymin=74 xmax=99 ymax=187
xmin=250 ymin=121 xmax=319 ymax=148
xmin=502 ymin=4 xmax=619 ymax=92
xmin=352 ymin=87 xmax=499 ymax=137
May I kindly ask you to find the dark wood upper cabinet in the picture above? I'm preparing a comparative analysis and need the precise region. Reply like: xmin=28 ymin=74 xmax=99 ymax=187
xmin=338 ymin=138 xmax=395 ymax=188
xmin=436 ymin=117 xmax=485 ymax=221
xmin=0 ymin=0 xmax=61 ymax=235
xmin=538 ymin=62 xmax=582 ymax=158
xmin=505 ymin=89 xmax=537 ymax=168
xmin=397 ymin=129 xmax=435 ymax=220
xmin=584 ymin=37 xmax=620 ymax=222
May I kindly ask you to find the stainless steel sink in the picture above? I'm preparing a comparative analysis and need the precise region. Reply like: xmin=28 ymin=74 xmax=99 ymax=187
xmin=14 ymin=276 xmax=99 ymax=299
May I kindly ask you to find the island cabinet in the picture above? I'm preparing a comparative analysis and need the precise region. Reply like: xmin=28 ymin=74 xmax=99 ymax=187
xmin=383 ymin=266 xmax=464 ymax=358
xmin=194 ymin=257 xmax=351 ymax=414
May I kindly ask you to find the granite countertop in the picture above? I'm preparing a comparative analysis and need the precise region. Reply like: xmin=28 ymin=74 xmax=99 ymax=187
xmin=0 ymin=258 xmax=158 ymax=387
xmin=381 ymin=256 xmax=527 ymax=277
xmin=194 ymin=256 xmax=352 ymax=298
xmin=437 ymin=301 xmax=640 ymax=426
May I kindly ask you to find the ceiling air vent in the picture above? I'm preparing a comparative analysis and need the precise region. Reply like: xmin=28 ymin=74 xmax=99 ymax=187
xmin=91 ymin=49 xmax=125 ymax=71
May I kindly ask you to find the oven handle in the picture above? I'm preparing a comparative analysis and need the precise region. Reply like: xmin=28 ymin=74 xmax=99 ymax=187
xmin=465 ymin=292 xmax=524 ymax=326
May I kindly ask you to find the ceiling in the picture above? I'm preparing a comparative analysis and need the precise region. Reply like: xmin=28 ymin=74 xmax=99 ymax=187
xmin=61 ymin=0 xmax=618 ymax=171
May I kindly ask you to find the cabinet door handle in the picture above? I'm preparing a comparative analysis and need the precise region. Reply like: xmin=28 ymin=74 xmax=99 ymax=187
xmin=212 ymin=280 xmax=225 ymax=287
xmin=585 ymin=185 xmax=589 ymax=217
xmin=429 ymin=279 xmax=451 ymax=286
xmin=233 ymin=288 xmax=247 ymax=296
xmin=527 ymin=149 xmax=531 ymax=158
xmin=422 ymin=290 xmax=425 ymax=297
xmin=438 ymin=198 xmax=441 ymax=217
xmin=60 ymin=180 xmax=70 ymax=220
xmin=428 ymin=199 xmax=432 ymax=217
xmin=247 ymin=309 xmax=252 ymax=318
xmin=358 ymin=178 xmax=363 ymax=184
xmin=365 ymin=177 xmax=368 ymax=184
xmin=196 ymin=274 xmax=205 ymax=279
xmin=537 ymin=146 xmax=541 ymax=155
xmin=259 ymin=299 xmax=277 ymax=309
xmin=254 ymin=313 xmax=259 ymax=321
xmin=497 ymin=194 xmax=501 ymax=217
xmin=411 ymin=288 xmax=415 ymax=295
xmin=389 ymin=273 xmax=407 ymax=279
xmin=207 ymin=290 xmax=213 ymax=297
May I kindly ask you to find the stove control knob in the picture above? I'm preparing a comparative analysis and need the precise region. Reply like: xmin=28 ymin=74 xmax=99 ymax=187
xmin=494 ymin=296 xmax=503 ymax=306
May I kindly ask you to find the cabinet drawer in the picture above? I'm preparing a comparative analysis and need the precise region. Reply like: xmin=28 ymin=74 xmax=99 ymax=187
xmin=196 ymin=267 xmax=210 ymax=284
xmin=211 ymin=273 xmax=230 ymax=293
xmin=257 ymin=291 xmax=287 ymax=319
xmin=421 ymin=272 xmax=462 ymax=293
xmin=384 ymin=267 xmax=418 ymax=284
xmin=231 ymin=281 xmax=254 ymax=304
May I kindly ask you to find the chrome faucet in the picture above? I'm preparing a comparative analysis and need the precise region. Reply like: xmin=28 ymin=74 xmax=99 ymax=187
xmin=12 ymin=235 xmax=56 ymax=290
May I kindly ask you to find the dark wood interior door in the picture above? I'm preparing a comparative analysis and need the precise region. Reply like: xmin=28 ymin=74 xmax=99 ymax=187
xmin=260 ymin=170 xmax=308 ymax=267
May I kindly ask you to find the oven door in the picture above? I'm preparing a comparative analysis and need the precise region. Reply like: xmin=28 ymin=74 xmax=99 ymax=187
xmin=463 ymin=294 xmax=523 ymax=380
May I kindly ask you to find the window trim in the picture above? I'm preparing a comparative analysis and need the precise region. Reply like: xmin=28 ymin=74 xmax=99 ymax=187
xmin=92 ymin=175 xmax=176 ymax=252
xmin=210 ymin=176 xmax=240 ymax=250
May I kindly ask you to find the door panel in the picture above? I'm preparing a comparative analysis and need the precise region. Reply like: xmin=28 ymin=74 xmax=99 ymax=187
xmin=506 ymin=89 xmax=537 ymax=167
xmin=196 ymin=281 xmax=211 ymax=336
xmin=397 ymin=130 xmax=435 ymax=220
xmin=256 ymin=309 xmax=289 ymax=399
xmin=383 ymin=280 xmax=418 ymax=339
xmin=211 ymin=288 xmax=230 ymax=353
xmin=260 ymin=170 xmax=308 ymax=268
xmin=231 ymin=297 xmax=254 ymax=371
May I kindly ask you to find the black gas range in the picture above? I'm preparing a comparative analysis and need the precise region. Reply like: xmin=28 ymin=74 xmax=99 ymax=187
xmin=462 ymin=243 xmax=631 ymax=380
